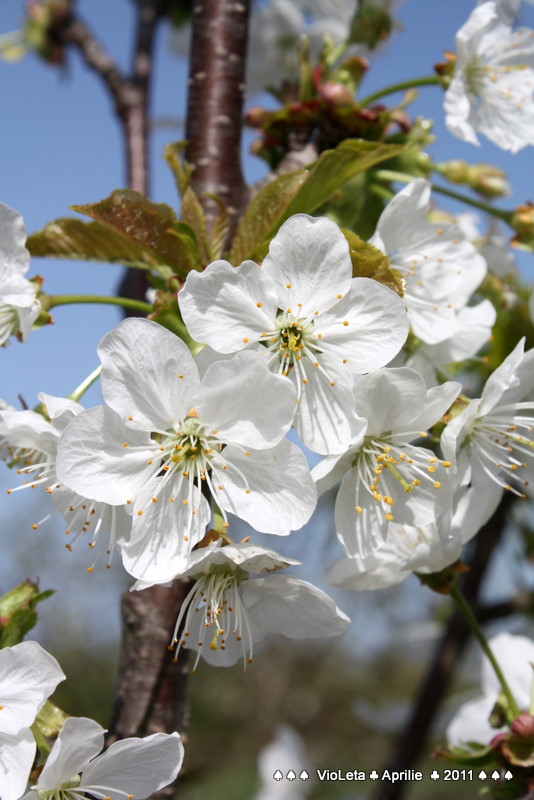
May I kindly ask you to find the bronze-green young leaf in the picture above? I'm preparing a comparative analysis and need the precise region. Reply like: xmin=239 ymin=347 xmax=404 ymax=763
xmin=231 ymin=139 xmax=405 ymax=263
xmin=27 ymin=218 xmax=165 ymax=272
xmin=71 ymin=190 xmax=193 ymax=278
xmin=343 ymin=229 xmax=404 ymax=296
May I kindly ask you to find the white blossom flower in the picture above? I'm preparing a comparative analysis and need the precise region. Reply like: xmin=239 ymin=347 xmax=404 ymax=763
xmin=167 ymin=542 xmax=350 ymax=672
xmin=442 ymin=338 xmax=534 ymax=498
xmin=0 ymin=202 xmax=40 ymax=346
xmin=445 ymin=2 xmax=534 ymax=152
xmin=253 ymin=726 xmax=311 ymax=800
xmin=369 ymin=180 xmax=488 ymax=345
xmin=406 ymin=300 xmax=497 ymax=388
xmin=312 ymin=368 xmax=460 ymax=558
xmin=327 ymin=484 xmax=502 ymax=590
xmin=179 ymin=213 xmax=408 ymax=454
xmin=0 ymin=641 xmax=65 ymax=800
xmin=56 ymin=318 xmax=316 ymax=584
xmin=447 ymin=632 xmax=534 ymax=748
xmin=0 ymin=395 xmax=131 ymax=567
xmin=22 ymin=716 xmax=183 ymax=800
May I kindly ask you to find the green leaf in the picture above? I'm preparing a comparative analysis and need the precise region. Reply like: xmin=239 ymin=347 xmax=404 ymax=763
xmin=207 ymin=195 xmax=231 ymax=261
xmin=343 ymin=229 xmax=404 ymax=296
xmin=27 ymin=218 xmax=165 ymax=271
xmin=71 ymin=190 xmax=192 ymax=278
xmin=230 ymin=139 xmax=405 ymax=263
xmin=0 ymin=581 xmax=53 ymax=647
xmin=229 ymin=171 xmax=308 ymax=264
xmin=283 ymin=140 xmax=405 ymax=220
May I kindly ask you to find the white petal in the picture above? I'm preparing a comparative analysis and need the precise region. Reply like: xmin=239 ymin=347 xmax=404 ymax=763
xmin=36 ymin=717 xmax=105 ymax=790
xmin=38 ymin=393 xmax=83 ymax=433
xmin=480 ymin=337 xmax=524 ymax=414
xmin=0 ymin=728 xmax=35 ymax=800
xmin=0 ymin=641 xmax=64 ymax=735
xmin=295 ymin=354 xmax=364 ymax=455
xmin=198 ymin=351 xmax=296 ymax=447
xmin=123 ymin=480 xmax=209 ymax=583
xmin=446 ymin=695 xmax=499 ymax=748
xmin=482 ymin=633 xmax=534 ymax=706
xmin=99 ymin=318 xmax=199 ymax=431
xmin=403 ymin=380 xmax=462 ymax=436
xmin=316 ymin=278 xmax=408 ymax=374
xmin=353 ymin=368 xmax=427 ymax=437
xmin=80 ymin=732 xmax=184 ymax=800
xmin=178 ymin=259 xmax=278 ymax=351
xmin=214 ymin=439 xmax=316 ymax=535
xmin=263 ymin=215 xmax=353 ymax=317
xmin=56 ymin=406 xmax=154 ymax=505
xmin=243 ymin=574 xmax=350 ymax=639
xmin=0 ymin=203 xmax=29 ymax=278
xmin=327 ymin=551 xmax=409 ymax=591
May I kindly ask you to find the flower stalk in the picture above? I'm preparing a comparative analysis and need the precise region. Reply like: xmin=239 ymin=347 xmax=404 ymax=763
xmin=43 ymin=294 xmax=153 ymax=315
xmin=358 ymin=75 xmax=442 ymax=107
xmin=450 ymin=582 xmax=520 ymax=721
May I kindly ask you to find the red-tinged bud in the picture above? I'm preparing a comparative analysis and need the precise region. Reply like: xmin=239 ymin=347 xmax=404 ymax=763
xmin=318 ymin=81 xmax=354 ymax=107
xmin=512 ymin=713 xmax=534 ymax=738
xmin=245 ymin=106 xmax=270 ymax=128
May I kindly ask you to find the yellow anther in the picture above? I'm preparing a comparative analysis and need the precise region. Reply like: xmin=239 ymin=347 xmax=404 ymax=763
xmin=243 ymin=337 xmax=249 ymax=343
xmin=355 ymin=505 xmax=363 ymax=514
xmin=434 ymin=481 xmax=441 ymax=489
xmin=385 ymin=512 xmax=394 ymax=521
xmin=123 ymin=442 xmax=129 ymax=448
xmin=343 ymin=320 xmax=349 ymax=326
xmin=256 ymin=302 xmax=262 ymax=307
xmin=137 ymin=510 xmax=143 ymax=516
xmin=428 ymin=466 xmax=435 ymax=473
xmin=152 ymin=497 xmax=158 ymax=503
xmin=442 ymin=461 xmax=452 ymax=468
xmin=419 ymin=431 xmax=428 ymax=438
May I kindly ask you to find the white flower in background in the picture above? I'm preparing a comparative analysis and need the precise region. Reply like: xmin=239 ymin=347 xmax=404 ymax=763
xmin=22 ymin=716 xmax=183 ymax=800
xmin=442 ymin=338 xmax=534 ymax=498
xmin=445 ymin=2 xmax=534 ymax=152
xmin=369 ymin=180 xmax=488 ymax=345
xmin=529 ymin=286 xmax=534 ymax=323
xmin=0 ymin=202 xmax=40 ymax=346
xmin=253 ymin=725 xmax=312 ymax=800
xmin=57 ymin=318 xmax=316 ymax=584
xmin=457 ymin=213 xmax=517 ymax=279
xmin=312 ymin=368 xmax=460 ymax=558
xmin=179 ymin=214 xmax=408 ymax=454
xmin=447 ymin=632 xmax=534 ymax=747
xmin=0 ymin=395 xmax=131 ymax=567
xmin=0 ymin=641 xmax=65 ymax=800
xmin=478 ymin=0 xmax=534 ymax=24
xmin=327 ymin=484 xmax=502 ymax=591
xmin=167 ymin=542 xmax=350 ymax=672
xmin=406 ymin=300 xmax=497 ymax=388
xmin=170 ymin=0 xmax=397 ymax=97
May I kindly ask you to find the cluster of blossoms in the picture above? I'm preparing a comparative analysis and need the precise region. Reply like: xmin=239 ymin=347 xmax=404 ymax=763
xmin=0 ymin=640 xmax=183 ymax=800
xmin=3 ymin=161 xmax=534 ymax=677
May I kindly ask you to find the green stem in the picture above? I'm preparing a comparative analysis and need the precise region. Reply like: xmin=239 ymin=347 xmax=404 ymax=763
xmin=68 ymin=365 xmax=102 ymax=403
xmin=374 ymin=169 xmax=514 ymax=224
xmin=358 ymin=75 xmax=442 ymax=107
xmin=46 ymin=294 xmax=153 ymax=315
xmin=450 ymin=583 xmax=520 ymax=720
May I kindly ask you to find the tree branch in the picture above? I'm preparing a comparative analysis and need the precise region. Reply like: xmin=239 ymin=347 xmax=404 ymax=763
xmin=185 ymin=0 xmax=252 ymax=238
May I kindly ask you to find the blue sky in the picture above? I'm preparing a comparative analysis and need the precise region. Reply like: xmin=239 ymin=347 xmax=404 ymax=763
xmin=0 ymin=0 xmax=533 ymax=653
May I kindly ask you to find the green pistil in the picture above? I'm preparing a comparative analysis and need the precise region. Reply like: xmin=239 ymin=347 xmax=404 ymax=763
xmin=384 ymin=461 xmax=414 ymax=493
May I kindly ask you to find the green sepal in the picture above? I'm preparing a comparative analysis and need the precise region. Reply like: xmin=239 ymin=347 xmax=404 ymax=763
xmin=70 ymin=190 xmax=191 ymax=278
xmin=342 ymin=228 xmax=404 ymax=296
xmin=31 ymin=701 xmax=69 ymax=762
xmin=490 ymin=692 xmax=510 ymax=729
xmin=0 ymin=581 xmax=54 ymax=647
xmin=231 ymin=139 xmax=405 ymax=263
xmin=435 ymin=742 xmax=496 ymax=767
xmin=149 ymin=291 xmax=202 ymax=355
xmin=501 ymin=735 xmax=534 ymax=767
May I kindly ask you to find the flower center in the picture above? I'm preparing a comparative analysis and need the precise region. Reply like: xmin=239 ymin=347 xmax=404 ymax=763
xmin=170 ymin=565 xmax=253 ymax=673
xmin=0 ymin=301 xmax=19 ymax=344
xmin=471 ymin=403 xmax=534 ymax=498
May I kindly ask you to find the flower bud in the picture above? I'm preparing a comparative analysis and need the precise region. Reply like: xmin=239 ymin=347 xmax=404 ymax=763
xmin=466 ymin=164 xmax=510 ymax=198
xmin=435 ymin=159 xmax=469 ymax=184
xmin=510 ymin=203 xmax=534 ymax=249
xmin=318 ymin=81 xmax=354 ymax=107
xmin=512 ymin=712 xmax=534 ymax=738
